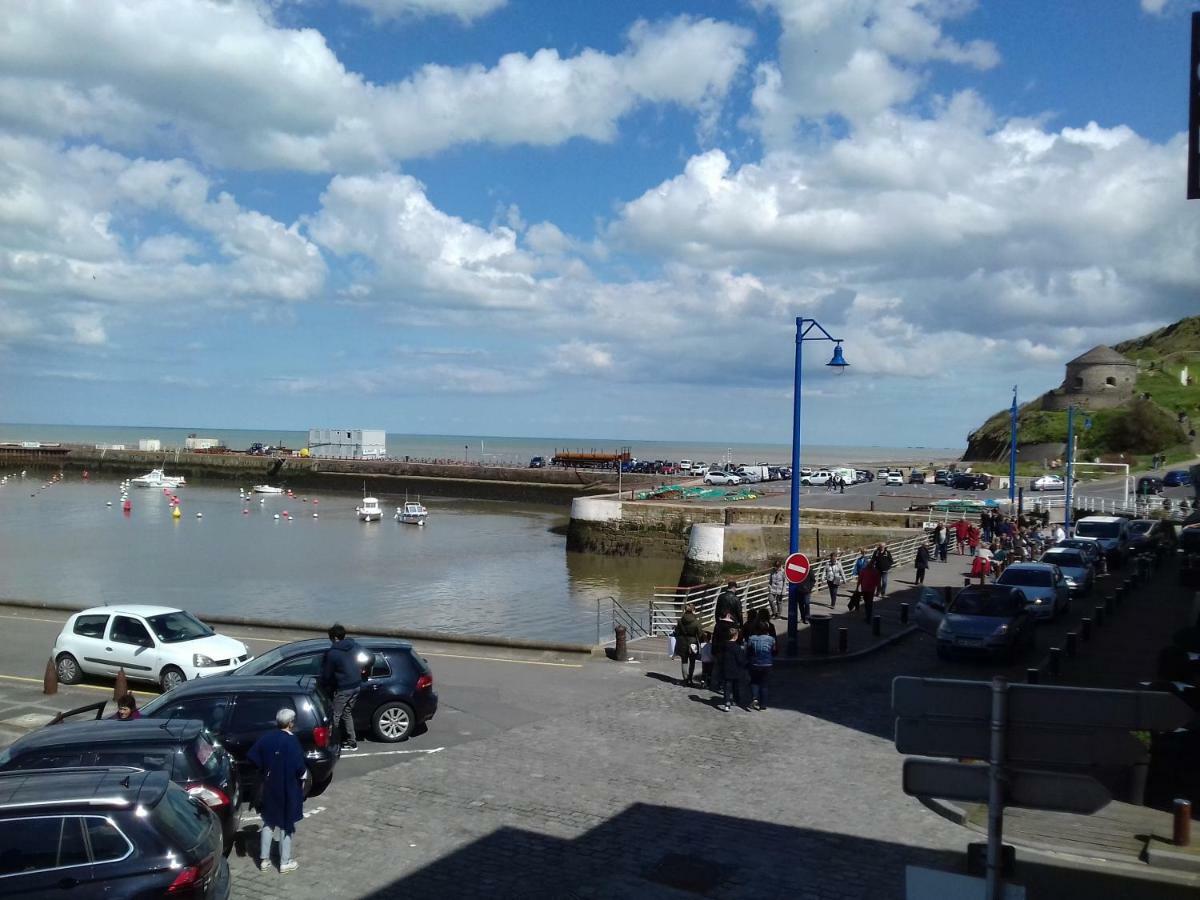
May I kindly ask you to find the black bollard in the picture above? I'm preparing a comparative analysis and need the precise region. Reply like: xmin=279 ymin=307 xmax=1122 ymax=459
xmin=1093 ymin=605 xmax=1105 ymax=627
xmin=1114 ymin=585 xmax=1125 ymax=606
xmin=1026 ymin=667 xmax=1040 ymax=684
xmin=1105 ymin=593 xmax=1115 ymax=614
xmin=838 ymin=626 xmax=848 ymax=654
xmin=900 ymin=602 xmax=909 ymax=624
xmin=872 ymin=614 xmax=882 ymax=636
xmin=1049 ymin=647 xmax=1062 ymax=675
xmin=1065 ymin=632 xmax=1078 ymax=657
xmin=1081 ymin=618 xmax=1093 ymax=640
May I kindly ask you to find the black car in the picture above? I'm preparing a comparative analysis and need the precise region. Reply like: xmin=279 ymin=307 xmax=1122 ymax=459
xmin=233 ymin=638 xmax=438 ymax=743
xmin=528 ymin=456 xmax=545 ymax=468
xmin=1136 ymin=476 xmax=1164 ymax=496
xmin=140 ymin=675 xmax=338 ymax=798
xmin=908 ymin=471 xmax=926 ymax=484
xmin=0 ymin=767 xmax=228 ymax=898
xmin=1128 ymin=518 xmax=1176 ymax=555
xmin=0 ymin=718 xmax=239 ymax=850
xmin=952 ymin=472 xmax=990 ymax=491
xmin=933 ymin=470 xmax=951 ymax=485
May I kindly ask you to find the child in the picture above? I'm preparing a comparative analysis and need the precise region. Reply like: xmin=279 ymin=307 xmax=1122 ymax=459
xmin=699 ymin=631 xmax=714 ymax=690
xmin=718 ymin=627 xmax=750 ymax=712
xmin=746 ymin=621 xmax=776 ymax=711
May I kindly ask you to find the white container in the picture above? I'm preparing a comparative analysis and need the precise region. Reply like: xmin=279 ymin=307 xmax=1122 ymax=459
xmin=138 ymin=439 xmax=162 ymax=452
xmin=307 ymin=428 xmax=387 ymax=459
xmin=184 ymin=437 xmax=221 ymax=450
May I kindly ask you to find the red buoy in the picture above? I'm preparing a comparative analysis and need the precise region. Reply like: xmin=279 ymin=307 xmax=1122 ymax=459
xmin=122 ymin=499 xmax=132 ymax=512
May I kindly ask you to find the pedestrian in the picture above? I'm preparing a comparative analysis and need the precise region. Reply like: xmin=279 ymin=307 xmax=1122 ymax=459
xmin=871 ymin=542 xmax=895 ymax=599
xmin=699 ymin=631 xmax=714 ymax=689
xmin=853 ymin=547 xmax=869 ymax=582
xmin=796 ymin=569 xmax=813 ymax=624
xmin=674 ymin=603 xmax=702 ymax=687
xmin=114 ymin=693 xmax=140 ymax=720
xmin=249 ymin=708 xmax=306 ymax=874
xmin=717 ymin=626 xmax=750 ymax=712
xmin=914 ymin=541 xmax=930 ymax=585
xmin=716 ymin=579 xmax=742 ymax=626
xmin=746 ymin=619 xmax=776 ymax=711
xmin=838 ymin=474 xmax=846 ymax=494
xmin=954 ymin=517 xmax=970 ymax=555
xmin=767 ymin=559 xmax=785 ymax=620
xmin=967 ymin=524 xmax=981 ymax=556
xmin=321 ymin=623 xmax=364 ymax=752
xmin=1053 ymin=523 xmax=1066 ymax=544
xmin=824 ymin=550 xmax=846 ymax=607
xmin=709 ymin=607 xmax=737 ymax=689
xmin=857 ymin=559 xmax=881 ymax=622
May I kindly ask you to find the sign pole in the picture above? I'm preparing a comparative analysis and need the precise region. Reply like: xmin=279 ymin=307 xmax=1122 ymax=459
xmin=986 ymin=676 xmax=1008 ymax=900
xmin=1189 ymin=11 xmax=1199 ymax=200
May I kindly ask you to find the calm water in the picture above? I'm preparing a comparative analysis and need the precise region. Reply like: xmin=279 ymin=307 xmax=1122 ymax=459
xmin=0 ymin=473 xmax=681 ymax=644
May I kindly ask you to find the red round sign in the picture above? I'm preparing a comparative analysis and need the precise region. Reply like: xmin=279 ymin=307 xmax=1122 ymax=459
xmin=784 ymin=552 xmax=811 ymax=584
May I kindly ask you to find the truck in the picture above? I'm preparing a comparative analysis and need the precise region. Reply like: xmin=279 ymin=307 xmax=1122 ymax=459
xmin=831 ymin=466 xmax=856 ymax=484
xmin=737 ymin=464 xmax=771 ymax=482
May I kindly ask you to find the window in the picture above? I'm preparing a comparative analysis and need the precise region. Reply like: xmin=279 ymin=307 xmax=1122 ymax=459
xmin=92 ymin=747 xmax=173 ymax=774
xmin=1105 ymin=376 xmax=1116 ymax=386
xmin=110 ymin=616 xmax=153 ymax=647
xmin=1073 ymin=376 xmax=1083 ymax=389
xmin=3 ymin=749 xmax=88 ymax=771
xmin=0 ymin=816 xmax=79 ymax=875
xmin=150 ymin=696 xmax=229 ymax=733
xmin=368 ymin=654 xmax=392 ymax=680
xmin=84 ymin=817 xmax=131 ymax=863
xmin=230 ymin=695 xmax=295 ymax=732
xmin=73 ymin=614 xmax=109 ymax=639
xmin=269 ymin=654 xmax=322 ymax=677
xmin=58 ymin=817 xmax=88 ymax=868
xmin=150 ymin=788 xmax=210 ymax=852
xmin=146 ymin=611 xmax=213 ymax=644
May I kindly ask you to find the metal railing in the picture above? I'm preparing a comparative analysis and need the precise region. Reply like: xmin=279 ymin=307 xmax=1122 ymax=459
xmin=1030 ymin=494 xmax=1193 ymax=522
xmin=595 ymin=595 xmax=651 ymax=644
xmin=648 ymin=532 xmax=934 ymax=636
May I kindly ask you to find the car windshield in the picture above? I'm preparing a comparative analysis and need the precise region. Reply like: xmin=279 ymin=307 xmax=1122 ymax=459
xmin=1129 ymin=522 xmax=1153 ymax=535
xmin=1075 ymin=521 xmax=1121 ymax=539
xmin=150 ymin=785 xmax=211 ymax=852
xmin=951 ymin=591 xmax=1022 ymax=617
xmin=999 ymin=569 xmax=1052 ymax=587
xmin=146 ymin=611 xmax=214 ymax=643
xmin=1044 ymin=552 xmax=1083 ymax=567
xmin=193 ymin=731 xmax=221 ymax=777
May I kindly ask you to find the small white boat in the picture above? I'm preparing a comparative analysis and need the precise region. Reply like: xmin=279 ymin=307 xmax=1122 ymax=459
xmin=357 ymin=496 xmax=383 ymax=522
xmin=395 ymin=499 xmax=428 ymax=526
xmin=130 ymin=468 xmax=187 ymax=488
xmin=253 ymin=485 xmax=284 ymax=494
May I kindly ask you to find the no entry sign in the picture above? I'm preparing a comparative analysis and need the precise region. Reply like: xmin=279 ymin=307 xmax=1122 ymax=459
xmin=784 ymin=552 xmax=811 ymax=584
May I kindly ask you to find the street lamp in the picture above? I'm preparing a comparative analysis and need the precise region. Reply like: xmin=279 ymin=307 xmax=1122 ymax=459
xmin=788 ymin=318 xmax=849 ymax=655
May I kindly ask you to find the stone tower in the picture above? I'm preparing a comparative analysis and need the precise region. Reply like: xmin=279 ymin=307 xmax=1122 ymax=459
xmin=1041 ymin=345 xmax=1137 ymax=411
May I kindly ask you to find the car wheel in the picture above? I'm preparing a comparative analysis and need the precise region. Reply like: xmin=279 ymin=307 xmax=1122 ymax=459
xmin=159 ymin=666 xmax=186 ymax=692
xmin=372 ymin=701 xmax=415 ymax=742
xmin=55 ymin=652 xmax=83 ymax=685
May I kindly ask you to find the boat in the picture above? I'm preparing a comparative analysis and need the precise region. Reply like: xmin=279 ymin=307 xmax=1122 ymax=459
xmin=357 ymin=496 xmax=383 ymax=522
xmin=130 ymin=468 xmax=187 ymax=488
xmin=395 ymin=499 xmax=428 ymax=526
xmin=253 ymin=485 xmax=284 ymax=494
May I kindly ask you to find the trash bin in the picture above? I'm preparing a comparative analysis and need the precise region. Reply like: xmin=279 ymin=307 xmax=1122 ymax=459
xmin=809 ymin=614 xmax=832 ymax=655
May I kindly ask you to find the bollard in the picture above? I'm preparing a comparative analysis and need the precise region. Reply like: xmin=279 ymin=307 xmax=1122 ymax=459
xmin=1049 ymin=647 xmax=1062 ymax=675
xmin=1093 ymin=605 xmax=1105 ymax=627
xmin=838 ymin=626 xmax=848 ymax=654
xmin=900 ymin=602 xmax=909 ymax=625
xmin=1081 ymin=618 xmax=1093 ymax=640
xmin=1026 ymin=667 xmax=1040 ymax=684
xmin=943 ymin=586 xmax=953 ymax=607
xmin=112 ymin=667 xmax=128 ymax=700
xmin=1114 ymin=585 xmax=1125 ymax=607
xmin=872 ymin=614 xmax=882 ymax=636
xmin=1065 ymin=632 xmax=1078 ymax=657
xmin=1105 ymin=593 xmax=1115 ymax=614
xmin=613 ymin=625 xmax=627 ymax=662
xmin=1175 ymin=799 xmax=1192 ymax=847
xmin=42 ymin=657 xmax=58 ymax=695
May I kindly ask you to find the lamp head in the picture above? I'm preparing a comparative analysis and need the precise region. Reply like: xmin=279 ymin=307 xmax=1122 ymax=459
xmin=826 ymin=342 xmax=849 ymax=372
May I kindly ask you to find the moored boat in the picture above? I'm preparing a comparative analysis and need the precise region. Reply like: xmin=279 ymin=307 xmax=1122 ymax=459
xmin=357 ymin=496 xmax=383 ymax=522
xmin=395 ymin=499 xmax=428 ymax=526
xmin=130 ymin=468 xmax=186 ymax=488
xmin=253 ymin=485 xmax=284 ymax=494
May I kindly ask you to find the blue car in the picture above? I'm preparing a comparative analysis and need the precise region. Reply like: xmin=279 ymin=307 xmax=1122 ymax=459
xmin=1164 ymin=469 xmax=1193 ymax=487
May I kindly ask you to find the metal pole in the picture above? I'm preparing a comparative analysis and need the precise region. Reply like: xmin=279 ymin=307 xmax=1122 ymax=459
xmin=1064 ymin=406 xmax=1075 ymax=534
xmin=1009 ymin=385 xmax=1018 ymax=507
xmin=787 ymin=317 xmax=804 ymax=656
xmin=986 ymin=676 xmax=1009 ymax=900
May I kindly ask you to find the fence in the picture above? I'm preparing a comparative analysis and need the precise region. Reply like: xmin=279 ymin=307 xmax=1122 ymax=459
xmin=1030 ymin=494 xmax=1193 ymax=522
xmin=595 ymin=595 xmax=652 ymax=644
xmin=648 ymin=532 xmax=934 ymax=636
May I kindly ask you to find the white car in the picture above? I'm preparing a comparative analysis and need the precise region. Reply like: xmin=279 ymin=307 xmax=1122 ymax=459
xmin=802 ymin=470 xmax=832 ymax=485
xmin=704 ymin=471 xmax=742 ymax=486
xmin=886 ymin=472 xmax=903 ymax=485
xmin=53 ymin=605 xmax=252 ymax=691
xmin=1031 ymin=474 xmax=1065 ymax=491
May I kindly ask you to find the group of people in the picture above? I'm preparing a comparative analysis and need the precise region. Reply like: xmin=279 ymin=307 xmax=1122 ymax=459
xmin=673 ymin=600 xmax=777 ymax=712
xmin=928 ymin=512 xmax=1062 ymax=580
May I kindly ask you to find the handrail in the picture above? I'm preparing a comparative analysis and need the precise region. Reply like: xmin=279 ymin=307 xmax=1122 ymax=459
xmin=595 ymin=595 xmax=650 ymax=644
xmin=1031 ymin=494 xmax=1191 ymax=522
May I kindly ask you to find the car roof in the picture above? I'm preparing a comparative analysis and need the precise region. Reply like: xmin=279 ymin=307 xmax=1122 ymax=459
xmin=155 ymin=675 xmax=317 ymax=698
xmin=1042 ymin=547 xmax=1080 ymax=555
xmin=955 ymin=584 xmax=1024 ymax=598
xmin=1075 ymin=516 xmax=1125 ymax=524
xmin=1002 ymin=562 xmax=1056 ymax=572
xmin=8 ymin=719 xmax=205 ymax=752
xmin=261 ymin=637 xmax=414 ymax=655
xmin=0 ymin=768 xmax=168 ymax=812
xmin=72 ymin=604 xmax=181 ymax=618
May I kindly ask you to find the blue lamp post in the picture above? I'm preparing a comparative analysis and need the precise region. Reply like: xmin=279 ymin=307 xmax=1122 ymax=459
xmin=788 ymin=318 xmax=849 ymax=655
xmin=1008 ymin=386 xmax=1018 ymax=508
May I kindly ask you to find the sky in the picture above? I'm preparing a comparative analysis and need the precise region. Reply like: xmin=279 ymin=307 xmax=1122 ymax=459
xmin=1 ymin=0 xmax=1198 ymax=447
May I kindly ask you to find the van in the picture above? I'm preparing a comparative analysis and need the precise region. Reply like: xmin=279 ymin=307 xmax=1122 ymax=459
xmin=679 ymin=459 xmax=693 ymax=473
xmin=1072 ymin=516 xmax=1131 ymax=564
xmin=831 ymin=467 xmax=856 ymax=484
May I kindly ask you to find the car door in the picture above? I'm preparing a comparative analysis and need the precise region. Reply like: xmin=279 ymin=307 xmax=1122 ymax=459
xmin=147 ymin=695 xmax=232 ymax=741
xmin=913 ymin=587 xmax=947 ymax=635
xmin=64 ymin=613 xmax=111 ymax=679
xmin=224 ymin=694 xmax=298 ymax=790
xmin=353 ymin=651 xmax=399 ymax=731
xmin=0 ymin=815 xmax=94 ymax=896
xmin=264 ymin=652 xmax=323 ymax=679
xmin=103 ymin=615 xmax=159 ymax=681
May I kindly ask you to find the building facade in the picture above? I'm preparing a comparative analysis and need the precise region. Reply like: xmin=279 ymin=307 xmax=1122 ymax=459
xmin=1041 ymin=346 xmax=1137 ymax=411
xmin=307 ymin=428 xmax=387 ymax=459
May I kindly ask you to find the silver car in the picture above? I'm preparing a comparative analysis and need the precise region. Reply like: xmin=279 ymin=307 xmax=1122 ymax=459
xmin=1039 ymin=547 xmax=1095 ymax=596
xmin=995 ymin=562 xmax=1070 ymax=619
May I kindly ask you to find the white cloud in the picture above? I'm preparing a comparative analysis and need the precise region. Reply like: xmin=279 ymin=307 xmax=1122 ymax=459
xmin=1139 ymin=0 xmax=1170 ymax=14
xmin=549 ymin=341 xmax=614 ymax=374
xmin=0 ymin=2 xmax=752 ymax=171
xmin=342 ymin=0 xmax=507 ymax=23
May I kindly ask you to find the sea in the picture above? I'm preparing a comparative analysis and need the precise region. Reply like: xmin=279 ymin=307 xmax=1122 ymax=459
xmin=0 ymin=424 xmax=962 ymax=644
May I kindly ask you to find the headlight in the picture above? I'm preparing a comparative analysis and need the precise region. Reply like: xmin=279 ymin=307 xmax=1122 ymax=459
xmin=1032 ymin=598 xmax=1044 ymax=604
xmin=1063 ymin=576 xmax=1077 ymax=585
xmin=193 ymin=654 xmax=216 ymax=667
xmin=992 ymin=624 xmax=1009 ymax=636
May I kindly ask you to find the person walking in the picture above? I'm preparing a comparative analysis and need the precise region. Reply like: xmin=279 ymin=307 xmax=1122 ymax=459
xmin=321 ymin=624 xmax=364 ymax=752
xmin=717 ymin=626 xmax=750 ymax=712
xmin=824 ymin=550 xmax=846 ymax=608
xmin=249 ymin=708 xmax=307 ymax=874
xmin=871 ymin=542 xmax=895 ymax=599
xmin=857 ymin=559 xmax=881 ymax=623
xmin=709 ymin=608 xmax=737 ymax=690
xmin=767 ymin=559 xmax=785 ymax=620
xmin=674 ymin=603 xmax=703 ymax=687
xmin=746 ymin=619 xmax=776 ymax=711
xmin=914 ymin=542 xmax=930 ymax=585
xmin=853 ymin=547 xmax=869 ymax=583
xmin=838 ymin=473 xmax=846 ymax=494
xmin=954 ymin=517 xmax=970 ymax=555
xmin=716 ymin=579 xmax=742 ymax=626
xmin=796 ymin=569 xmax=814 ymax=625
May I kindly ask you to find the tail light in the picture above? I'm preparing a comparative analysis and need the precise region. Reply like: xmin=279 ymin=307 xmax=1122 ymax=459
xmin=166 ymin=853 xmax=214 ymax=894
xmin=184 ymin=784 xmax=230 ymax=809
xmin=312 ymin=725 xmax=330 ymax=748
xmin=416 ymin=674 xmax=433 ymax=691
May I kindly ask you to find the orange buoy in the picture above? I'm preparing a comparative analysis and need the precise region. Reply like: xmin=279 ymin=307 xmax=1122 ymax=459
xmin=122 ymin=499 xmax=132 ymax=511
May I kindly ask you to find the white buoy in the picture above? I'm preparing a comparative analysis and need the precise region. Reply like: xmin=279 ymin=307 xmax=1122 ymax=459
xmin=196 ymin=512 xmax=203 ymax=518
xmin=313 ymin=512 xmax=318 ymax=518
xmin=106 ymin=501 xmax=113 ymax=507
xmin=273 ymin=514 xmax=280 ymax=519
xmin=260 ymin=498 xmax=265 ymax=504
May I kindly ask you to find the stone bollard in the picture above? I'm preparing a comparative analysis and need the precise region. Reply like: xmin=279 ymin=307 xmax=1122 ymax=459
xmin=1105 ymin=593 xmax=1115 ymax=615
xmin=1081 ymin=618 xmax=1093 ymax=641
xmin=613 ymin=625 xmax=627 ymax=662
xmin=1175 ymin=799 xmax=1192 ymax=847
xmin=43 ymin=657 xmax=58 ymax=695
xmin=112 ymin=667 xmax=128 ymax=700
xmin=1093 ymin=605 xmax=1105 ymax=627
xmin=838 ymin=626 xmax=848 ymax=654
xmin=872 ymin=615 xmax=882 ymax=636
xmin=1065 ymin=632 xmax=1078 ymax=657
xmin=1048 ymin=647 xmax=1062 ymax=675
xmin=1026 ymin=667 xmax=1040 ymax=684
xmin=899 ymin=602 xmax=909 ymax=625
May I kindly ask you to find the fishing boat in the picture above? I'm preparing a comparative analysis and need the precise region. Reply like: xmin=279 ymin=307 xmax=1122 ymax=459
xmin=357 ymin=495 xmax=383 ymax=522
xmin=395 ymin=499 xmax=428 ymax=526
xmin=253 ymin=485 xmax=284 ymax=494
xmin=130 ymin=468 xmax=186 ymax=488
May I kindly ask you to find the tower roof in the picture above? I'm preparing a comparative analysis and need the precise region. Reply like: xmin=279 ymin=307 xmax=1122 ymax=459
xmin=1066 ymin=345 xmax=1134 ymax=367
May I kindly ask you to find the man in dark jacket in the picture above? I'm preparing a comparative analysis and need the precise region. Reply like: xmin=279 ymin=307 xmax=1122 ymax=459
xmin=715 ymin=580 xmax=742 ymax=626
xmin=249 ymin=707 xmax=306 ymax=873
xmin=871 ymin=543 xmax=895 ymax=599
xmin=321 ymin=623 xmax=364 ymax=751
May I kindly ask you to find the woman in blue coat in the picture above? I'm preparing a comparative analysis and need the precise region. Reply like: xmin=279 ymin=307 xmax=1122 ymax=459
xmin=249 ymin=708 xmax=307 ymax=873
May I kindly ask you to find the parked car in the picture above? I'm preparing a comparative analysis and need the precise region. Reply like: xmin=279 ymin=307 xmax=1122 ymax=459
xmin=951 ymin=472 xmax=990 ymax=490
xmin=886 ymin=472 xmax=903 ymax=486
xmin=1128 ymin=518 xmax=1177 ymax=555
xmin=1163 ymin=469 xmax=1193 ymax=487
xmin=1136 ymin=476 xmax=1164 ymax=496
xmin=232 ymin=638 xmax=437 ymax=742
xmin=1056 ymin=538 xmax=1103 ymax=566
xmin=802 ymin=470 xmax=832 ymax=486
xmin=1030 ymin=474 xmax=1065 ymax=491
xmin=933 ymin=470 xmax=951 ymax=485
xmin=528 ymin=456 xmax=545 ymax=468
xmin=1073 ymin=515 xmax=1132 ymax=564
xmin=0 ymin=718 xmax=239 ymax=850
xmin=875 ymin=468 xmax=890 ymax=480
xmin=929 ymin=585 xmax=1037 ymax=660
xmin=908 ymin=471 xmax=926 ymax=484
xmin=736 ymin=468 xmax=762 ymax=484
xmin=996 ymin=562 xmax=1070 ymax=619
xmin=704 ymin=470 xmax=741 ymax=486
xmin=0 ymin=768 xmax=229 ymax=898
xmin=854 ymin=469 xmax=870 ymax=483
xmin=139 ymin=675 xmax=338 ymax=799
xmin=1038 ymin=547 xmax=1095 ymax=596
xmin=53 ymin=606 xmax=252 ymax=692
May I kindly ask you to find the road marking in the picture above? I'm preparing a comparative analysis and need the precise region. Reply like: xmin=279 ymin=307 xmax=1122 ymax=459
xmin=240 ymin=806 xmax=325 ymax=825
xmin=338 ymin=747 xmax=444 ymax=759
xmin=0 ymin=674 xmax=146 ymax=697
xmin=0 ymin=613 xmax=69 ymax=626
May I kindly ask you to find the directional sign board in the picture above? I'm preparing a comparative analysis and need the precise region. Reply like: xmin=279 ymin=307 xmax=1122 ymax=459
xmin=784 ymin=552 xmax=810 ymax=584
xmin=895 ymin=717 xmax=1148 ymax=768
xmin=903 ymin=759 xmax=1111 ymax=814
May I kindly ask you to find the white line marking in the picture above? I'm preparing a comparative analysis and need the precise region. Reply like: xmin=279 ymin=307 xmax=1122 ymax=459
xmin=240 ymin=806 xmax=325 ymax=825
xmin=338 ymin=747 xmax=444 ymax=759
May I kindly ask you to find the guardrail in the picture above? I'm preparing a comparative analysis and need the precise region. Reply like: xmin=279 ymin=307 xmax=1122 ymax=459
xmin=595 ymin=595 xmax=651 ymax=644
xmin=1030 ymin=494 xmax=1193 ymax=522
xmin=648 ymin=532 xmax=933 ymax=636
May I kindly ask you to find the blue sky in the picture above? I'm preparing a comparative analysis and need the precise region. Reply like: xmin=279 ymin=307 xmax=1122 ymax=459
xmin=1 ymin=0 xmax=1197 ymax=447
